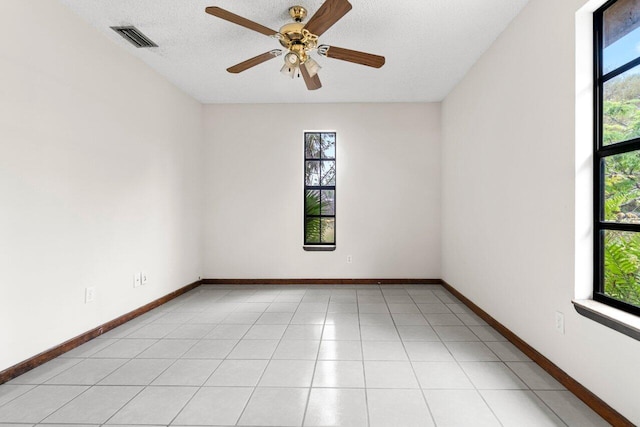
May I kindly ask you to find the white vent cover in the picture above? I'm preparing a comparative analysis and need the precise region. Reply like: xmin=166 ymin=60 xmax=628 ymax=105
xmin=111 ymin=26 xmax=157 ymax=48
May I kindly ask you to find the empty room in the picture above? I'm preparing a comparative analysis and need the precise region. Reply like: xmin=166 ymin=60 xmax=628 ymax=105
xmin=1 ymin=0 xmax=639 ymax=425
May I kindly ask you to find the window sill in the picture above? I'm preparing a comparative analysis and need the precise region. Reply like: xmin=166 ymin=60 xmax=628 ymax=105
xmin=572 ymin=299 xmax=640 ymax=341
xmin=303 ymin=245 xmax=336 ymax=252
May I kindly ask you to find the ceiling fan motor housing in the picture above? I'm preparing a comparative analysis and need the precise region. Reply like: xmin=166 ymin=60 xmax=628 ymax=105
xmin=278 ymin=22 xmax=306 ymax=46
xmin=278 ymin=19 xmax=318 ymax=65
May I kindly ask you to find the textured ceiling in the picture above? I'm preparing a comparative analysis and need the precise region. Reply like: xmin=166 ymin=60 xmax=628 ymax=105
xmin=58 ymin=0 xmax=529 ymax=103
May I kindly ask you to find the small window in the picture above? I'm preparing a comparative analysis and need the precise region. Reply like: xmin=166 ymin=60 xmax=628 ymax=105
xmin=594 ymin=0 xmax=640 ymax=315
xmin=304 ymin=132 xmax=336 ymax=250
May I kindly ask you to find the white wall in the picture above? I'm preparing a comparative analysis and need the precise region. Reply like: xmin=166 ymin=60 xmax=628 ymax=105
xmin=441 ymin=0 xmax=640 ymax=422
xmin=203 ymin=103 xmax=441 ymax=279
xmin=0 ymin=1 xmax=204 ymax=371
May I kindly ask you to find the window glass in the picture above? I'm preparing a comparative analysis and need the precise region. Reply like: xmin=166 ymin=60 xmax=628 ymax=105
xmin=603 ymin=152 xmax=640 ymax=223
xmin=595 ymin=0 xmax=640 ymax=315
xmin=603 ymin=0 xmax=640 ymax=73
xmin=304 ymin=132 xmax=336 ymax=246
xmin=603 ymin=230 xmax=640 ymax=307
xmin=305 ymin=190 xmax=321 ymax=215
xmin=321 ymin=133 xmax=335 ymax=159
xmin=603 ymin=65 xmax=640 ymax=145
xmin=321 ymin=218 xmax=335 ymax=244
xmin=305 ymin=133 xmax=321 ymax=159
xmin=305 ymin=218 xmax=321 ymax=243
xmin=305 ymin=161 xmax=320 ymax=186
xmin=321 ymin=190 xmax=335 ymax=215
xmin=321 ymin=161 xmax=336 ymax=186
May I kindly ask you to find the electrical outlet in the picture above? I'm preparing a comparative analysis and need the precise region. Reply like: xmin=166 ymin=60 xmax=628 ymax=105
xmin=141 ymin=272 xmax=148 ymax=285
xmin=555 ymin=311 xmax=565 ymax=334
xmin=347 ymin=255 xmax=352 ymax=264
xmin=85 ymin=287 xmax=96 ymax=303
xmin=133 ymin=273 xmax=142 ymax=288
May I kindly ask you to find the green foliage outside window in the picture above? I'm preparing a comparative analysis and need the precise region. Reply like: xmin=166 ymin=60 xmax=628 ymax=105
xmin=602 ymin=73 xmax=640 ymax=307
xmin=305 ymin=190 xmax=335 ymax=243
xmin=603 ymin=231 xmax=640 ymax=306
xmin=604 ymin=73 xmax=640 ymax=145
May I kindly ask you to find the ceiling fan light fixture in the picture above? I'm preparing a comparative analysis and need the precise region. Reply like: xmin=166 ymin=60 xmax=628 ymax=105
xmin=281 ymin=52 xmax=301 ymax=79
xmin=305 ymin=57 xmax=322 ymax=77
xmin=285 ymin=52 xmax=300 ymax=66
xmin=280 ymin=63 xmax=297 ymax=79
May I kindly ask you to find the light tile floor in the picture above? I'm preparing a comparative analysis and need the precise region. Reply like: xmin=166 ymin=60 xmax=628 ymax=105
xmin=0 ymin=285 xmax=609 ymax=427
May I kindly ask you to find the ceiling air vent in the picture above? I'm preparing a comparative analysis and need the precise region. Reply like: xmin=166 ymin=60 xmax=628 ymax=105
xmin=111 ymin=26 xmax=157 ymax=48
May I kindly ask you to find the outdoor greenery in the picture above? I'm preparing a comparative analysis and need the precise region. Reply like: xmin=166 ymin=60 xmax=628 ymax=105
xmin=604 ymin=73 xmax=640 ymax=145
xmin=305 ymin=190 xmax=335 ymax=244
xmin=602 ymin=72 xmax=640 ymax=306
xmin=305 ymin=190 xmax=322 ymax=243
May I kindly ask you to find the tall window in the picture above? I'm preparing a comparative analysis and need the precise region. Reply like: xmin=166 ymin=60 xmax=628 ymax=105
xmin=594 ymin=0 xmax=640 ymax=315
xmin=304 ymin=132 xmax=336 ymax=248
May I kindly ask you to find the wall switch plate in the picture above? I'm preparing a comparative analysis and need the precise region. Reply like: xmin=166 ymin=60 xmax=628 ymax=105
xmin=85 ymin=287 xmax=96 ymax=303
xmin=134 ymin=273 xmax=142 ymax=288
xmin=141 ymin=272 xmax=148 ymax=285
xmin=347 ymin=255 xmax=353 ymax=264
xmin=555 ymin=311 xmax=565 ymax=334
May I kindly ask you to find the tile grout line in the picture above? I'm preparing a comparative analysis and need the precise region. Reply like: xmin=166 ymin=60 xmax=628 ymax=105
xmin=219 ymin=287 xmax=269 ymax=426
xmin=163 ymin=288 xmax=236 ymax=427
xmin=358 ymin=287 xmax=370 ymax=427
xmin=99 ymin=383 xmax=149 ymax=426
xmin=232 ymin=287 xmax=305 ymax=426
xmin=0 ymin=385 xmax=36 ymax=410
xmin=299 ymin=288 xmax=330 ymax=427
xmin=498 ymin=356 xmax=571 ymax=427
xmin=436 ymin=290 xmax=507 ymax=427
xmin=386 ymin=285 xmax=438 ymax=427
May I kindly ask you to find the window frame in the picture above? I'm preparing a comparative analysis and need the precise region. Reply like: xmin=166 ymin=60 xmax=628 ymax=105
xmin=593 ymin=0 xmax=640 ymax=316
xmin=303 ymin=131 xmax=336 ymax=250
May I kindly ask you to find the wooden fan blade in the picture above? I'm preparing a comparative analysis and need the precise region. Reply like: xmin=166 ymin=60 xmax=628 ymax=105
xmin=323 ymin=46 xmax=385 ymax=68
xmin=227 ymin=50 xmax=281 ymax=73
xmin=304 ymin=0 xmax=352 ymax=37
xmin=205 ymin=6 xmax=278 ymax=37
xmin=300 ymin=63 xmax=322 ymax=90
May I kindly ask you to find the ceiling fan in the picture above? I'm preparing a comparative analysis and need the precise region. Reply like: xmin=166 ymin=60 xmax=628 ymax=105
xmin=205 ymin=0 xmax=385 ymax=90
